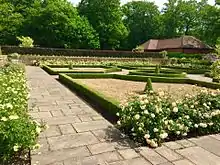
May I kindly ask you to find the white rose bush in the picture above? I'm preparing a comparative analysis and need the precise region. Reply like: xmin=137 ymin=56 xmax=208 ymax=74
xmin=0 ymin=64 xmax=44 ymax=163
xmin=117 ymin=88 xmax=220 ymax=148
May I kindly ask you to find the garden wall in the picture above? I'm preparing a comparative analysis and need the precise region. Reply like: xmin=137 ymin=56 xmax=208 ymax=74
xmin=1 ymin=46 xmax=162 ymax=58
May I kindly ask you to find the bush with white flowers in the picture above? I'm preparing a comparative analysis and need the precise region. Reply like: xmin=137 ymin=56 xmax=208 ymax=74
xmin=117 ymin=88 xmax=220 ymax=148
xmin=0 ymin=64 xmax=45 ymax=163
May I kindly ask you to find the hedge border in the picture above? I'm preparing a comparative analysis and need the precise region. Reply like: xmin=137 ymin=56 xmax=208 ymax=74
xmin=129 ymin=71 xmax=187 ymax=78
xmin=42 ymin=65 xmax=122 ymax=75
xmin=1 ymin=46 xmax=163 ymax=58
xmin=65 ymin=73 xmax=220 ymax=89
xmin=59 ymin=74 xmax=120 ymax=116
xmin=118 ymin=65 xmax=209 ymax=74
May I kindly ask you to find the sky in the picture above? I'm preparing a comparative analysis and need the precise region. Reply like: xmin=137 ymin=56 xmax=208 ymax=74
xmin=69 ymin=0 xmax=215 ymax=9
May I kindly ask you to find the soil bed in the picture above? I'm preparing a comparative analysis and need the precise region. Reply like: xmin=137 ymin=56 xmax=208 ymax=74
xmin=53 ymin=67 xmax=105 ymax=71
xmin=74 ymin=79 xmax=213 ymax=102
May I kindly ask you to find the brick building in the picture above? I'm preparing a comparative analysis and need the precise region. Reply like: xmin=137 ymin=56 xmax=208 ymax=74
xmin=135 ymin=36 xmax=214 ymax=54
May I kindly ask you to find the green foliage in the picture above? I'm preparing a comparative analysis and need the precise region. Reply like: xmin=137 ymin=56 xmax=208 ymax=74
xmin=129 ymin=71 xmax=187 ymax=78
xmin=211 ymin=60 xmax=220 ymax=80
xmin=17 ymin=36 xmax=34 ymax=47
xmin=121 ymin=1 xmax=160 ymax=49
xmin=59 ymin=74 xmax=120 ymax=115
xmin=0 ymin=1 xmax=24 ymax=45
xmin=159 ymin=51 xmax=168 ymax=58
xmin=0 ymin=64 xmax=44 ymax=162
xmin=117 ymin=89 xmax=220 ymax=147
xmin=68 ymin=62 xmax=73 ymax=69
xmin=144 ymin=78 xmax=153 ymax=92
xmin=155 ymin=65 xmax=161 ymax=74
xmin=8 ymin=53 xmax=20 ymax=60
xmin=23 ymin=0 xmax=100 ymax=49
xmin=78 ymin=0 xmax=128 ymax=49
xmin=215 ymin=39 xmax=220 ymax=55
xmin=0 ymin=0 xmax=219 ymax=49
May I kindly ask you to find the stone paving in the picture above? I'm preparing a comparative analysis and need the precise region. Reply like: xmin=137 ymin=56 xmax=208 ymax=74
xmin=27 ymin=66 xmax=220 ymax=165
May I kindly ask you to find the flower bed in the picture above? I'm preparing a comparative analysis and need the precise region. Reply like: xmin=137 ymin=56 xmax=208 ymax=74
xmin=60 ymin=73 xmax=220 ymax=148
xmin=0 ymin=64 xmax=44 ymax=164
xmin=117 ymin=89 xmax=220 ymax=148
xmin=42 ymin=65 xmax=122 ymax=75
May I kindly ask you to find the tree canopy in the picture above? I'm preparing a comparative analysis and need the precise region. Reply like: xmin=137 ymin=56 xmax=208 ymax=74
xmin=0 ymin=0 xmax=219 ymax=49
xmin=78 ymin=0 xmax=128 ymax=49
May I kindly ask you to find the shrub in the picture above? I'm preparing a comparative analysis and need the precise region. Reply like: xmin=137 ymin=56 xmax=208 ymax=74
xmin=211 ymin=60 xmax=220 ymax=80
xmin=17 ymin=36 xmax=34 ymax=48
xmin=8 ymin=53 xmax=20 ymax=60
xmin=0 ymin=64 xmax=45 ymax=163
xmin=144 ymin=78 xmax=153 ymax=92
xmin=155 ymin=65 xmax=160 ymax=74
xmin=69 ymin=62 xmax=73 ymax=69
xmin=117 ymin=88 xmax=220 ymax=148
xmin=159 ymin=51 xmax=168 ymax=58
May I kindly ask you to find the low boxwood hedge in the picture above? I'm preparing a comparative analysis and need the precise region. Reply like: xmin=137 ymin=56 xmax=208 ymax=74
xmin=129 ymin=71 xmax=187 ymax=78
xmin=186 ymin=79 xmax=220 ymax=89
xmin=204 ymin=72 xmax=212 ymax=78
xmin=118 ymin=65 xmax=209 ymax=74
xmin=47 ymin=64 xmax=111 ymax=68
xmin=42 ymin=65 xmax=122 ymax=75
xmin=63 ymin=73 xmax=220 ymax=89
xmin=59 ymin=74 xmax=120 ymax=116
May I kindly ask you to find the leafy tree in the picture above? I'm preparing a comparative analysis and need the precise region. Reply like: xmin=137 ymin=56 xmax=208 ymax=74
xmin=196 ymin=3 xmax=220 ymax=45
xmin=0 ymin=1 xmax=23 ymax=45
xmin=17 ymin=36 xmax=34 ymax=47
xmin=121 ymin=1 xmax=160 ymax=49
xmin=161 ymin=0 xmax=180 ymax=38
xmin=22 ymin=0 xmax=100 ymax=48
xmin=78 ymin=0 xmax=128 ymax=49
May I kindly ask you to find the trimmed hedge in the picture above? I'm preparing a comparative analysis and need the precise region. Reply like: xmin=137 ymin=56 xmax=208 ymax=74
xmin=167 ymin=52 xmax=204 ymax=59
xmin=63 ymin=73 xmax=220 ymax=89
xmin=47 ymin=65 xmax=111 ymax=68
xmin=42 ymin=65 xmax=122 ymax=75
xmin=186 ymin=79 xmax=220 ymax=89
xmin=67 ymin=73 xmax=114 ymax=79
xmin=132 ymin=68 xmax=182 ymax=74
xmin=59 ymin=74 xmax=120 ymax=116
xmin=129 ymin=71 xmax=187 ymax=78
xmin=1 ymin=46 xmax=162 ymax=58
xmin=204 ymin=72 xmax=212 ymax=78
xmin=119 ymin=65 xmax=209 ymax=72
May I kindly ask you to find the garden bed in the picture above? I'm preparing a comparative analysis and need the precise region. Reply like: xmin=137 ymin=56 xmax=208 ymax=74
xmin=74 ymin=79 xmax=214 ymax=101
xmin=59 ymin=73 xmax=220 ymax=148
xmin=52 ymin=67 xmax=106 ymax=72
xmin=0 ymin=64 xmax=44 ymax=164
xmin=42 ymin=65 xmax=122 ymax=75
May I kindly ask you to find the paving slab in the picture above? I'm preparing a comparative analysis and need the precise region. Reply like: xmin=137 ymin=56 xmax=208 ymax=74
xmin=177 ymin=146 xmax=220 ymax=165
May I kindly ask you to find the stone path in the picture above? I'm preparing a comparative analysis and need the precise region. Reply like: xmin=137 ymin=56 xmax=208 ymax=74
xmin=27 ymin=66 xmax=220 ymax=165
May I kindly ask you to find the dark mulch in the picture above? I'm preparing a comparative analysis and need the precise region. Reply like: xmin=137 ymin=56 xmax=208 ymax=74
xmin=0 ymin=150 xmax=31 ymax=165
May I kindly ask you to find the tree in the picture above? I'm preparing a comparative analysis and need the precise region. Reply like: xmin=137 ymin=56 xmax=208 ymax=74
xmin=121 ymin=1 xmax=161 ymax=49
xmin=0 ymin=1 xmax=23 ymax=45
xmin=22 ymin=0 xmax=100 ymax=48
xmin=196 ymin=3 xmax=220 ymax=45
xmin=161 ymin=0 xmax=180 ymax=38
xmin=78 ymin=0 xmax=128 ymax=49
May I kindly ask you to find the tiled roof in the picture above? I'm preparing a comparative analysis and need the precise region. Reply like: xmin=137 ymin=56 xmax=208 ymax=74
xmin=137 ymin=36 xmax=212 ymax=50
